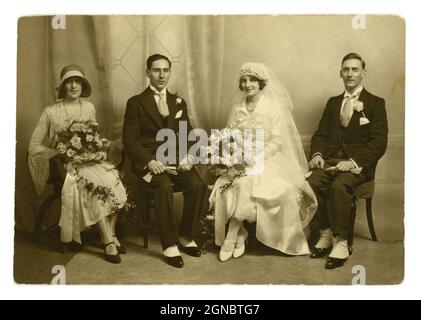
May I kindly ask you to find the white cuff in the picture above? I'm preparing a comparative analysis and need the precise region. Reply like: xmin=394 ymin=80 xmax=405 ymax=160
xmin=349 ymin=158 xmax=363 ymax=175
xmin=312 ymin=152 xmax=323 ymax=159
xmin=349 ymin=158 xmax=358 ymax=169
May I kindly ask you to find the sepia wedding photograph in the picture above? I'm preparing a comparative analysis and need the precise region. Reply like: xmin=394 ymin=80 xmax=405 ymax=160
xmin=14 ymin=14 xmax=404 ymax=285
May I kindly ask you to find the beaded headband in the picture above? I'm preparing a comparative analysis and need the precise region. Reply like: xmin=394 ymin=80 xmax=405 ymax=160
xmin=240 ymin=63 xmax=268 ymax=82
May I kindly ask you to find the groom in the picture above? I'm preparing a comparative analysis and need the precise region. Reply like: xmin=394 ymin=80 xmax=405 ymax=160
xmin=307 ymin=53 xmax=388 ymax=269
xmin=123 ymin=54 xmax=206 ymax=268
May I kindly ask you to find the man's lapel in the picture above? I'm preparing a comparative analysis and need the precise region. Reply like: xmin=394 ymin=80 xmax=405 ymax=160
xmin=348 ymin=88 xmax=369 ymax=128
xmin=141 ymin=87 xmax=164 ymax=128
xmin=166 ymin=92 xmax=178 ymax=130
xmin=357 ymin=88 xmax=369 ymax=109
xmin=333 ymin=93 xmax=345 ymax=130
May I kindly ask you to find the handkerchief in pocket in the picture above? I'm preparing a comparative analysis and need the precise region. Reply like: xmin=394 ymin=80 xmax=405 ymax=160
xmin=175 ymin=110 xmax=183 ymax=119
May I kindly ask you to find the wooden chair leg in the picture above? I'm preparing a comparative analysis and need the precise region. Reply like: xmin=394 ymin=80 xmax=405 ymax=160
xmin=348 ymin=196 xmax=357 ymax=256
xmin=143 ymin=194 xmax=151 ymax=249
xmin=366 ymin=198 xmax=378 ymax=241
xmin=32 ymin=191 xmax=60 ymax=244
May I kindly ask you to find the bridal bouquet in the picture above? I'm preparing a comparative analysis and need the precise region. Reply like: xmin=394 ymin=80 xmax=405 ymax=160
xmin=56 ymin=120 xmax=110 ymax=164
xmin=202 ymin=128 xmax=255 ymax=198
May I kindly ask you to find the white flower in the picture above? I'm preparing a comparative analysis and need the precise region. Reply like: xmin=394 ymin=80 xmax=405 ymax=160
xmin=353 ymin=101 xmax=364 ymax=112
xmin=205 ymin=214 xmax=215 ymax=221
xmin=95 ymin=138 xmax=103 ymax=148
xmin=57 ymin=142 xmax=67 ymax=154
xmin=66 ymin=149 xmax=76 ymax=158
xmin=73 ymin=155 xmax=82 ymax=163
xmin=176 ymin=97 xmax=183 ymax=105
xmin=101 ymin=138 xmax=110 ymax=148
xmin=86 ymin=134 xmax=94 ymax=142
xmin=70 ymin=123 xmax=84 ymax=133
xmin=70 ymin=135 xmax=82 ymax=150
xmin=94 ymin=153 xmax=103 ymax=161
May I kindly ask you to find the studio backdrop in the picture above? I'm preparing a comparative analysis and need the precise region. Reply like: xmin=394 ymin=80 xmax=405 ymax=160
xmin=16 ymin=15 xmax=404 ymax=233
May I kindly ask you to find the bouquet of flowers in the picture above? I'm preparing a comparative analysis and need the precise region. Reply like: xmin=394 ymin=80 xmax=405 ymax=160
xmin=55 ymin=120 xmax=110 ymax=164
xmin=203 ymin=128 xmax=255 ymax=198
xmin=55 ymin=120 xmax=127 ymax=214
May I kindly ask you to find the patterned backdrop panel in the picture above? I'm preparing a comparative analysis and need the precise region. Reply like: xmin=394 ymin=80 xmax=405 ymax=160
xmin=110 ymin=16 xmax=188 ymax=137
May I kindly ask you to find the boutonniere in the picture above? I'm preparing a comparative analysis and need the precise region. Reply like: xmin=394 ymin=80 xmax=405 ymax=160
xmin=353 ymin=101 xmax=364 ymax=112
xmin=175 ymin=97 xmax=184 ymax=119
xmin=353 ymin=101 xmax=370 ymax=125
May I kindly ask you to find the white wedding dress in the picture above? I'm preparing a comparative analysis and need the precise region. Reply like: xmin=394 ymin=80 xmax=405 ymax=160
xmin=209 ymin=69 xmax=317 ymax=255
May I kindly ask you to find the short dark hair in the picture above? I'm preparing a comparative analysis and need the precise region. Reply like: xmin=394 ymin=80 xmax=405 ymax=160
xmin=238 ymin=75 xmax=267 ymax=91
xmin=146 ymin=54 xmax=172 ymax=70
xmin=342 ymin=52 xmax=366 ymax=69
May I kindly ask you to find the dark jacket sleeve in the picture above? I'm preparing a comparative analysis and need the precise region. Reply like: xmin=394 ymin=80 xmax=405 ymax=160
xmin=122 ymin=97 xmax=155 ymax=170
xmin=310 ymin=98 xmax=332 ymax=158
xmin=351 ymin=98 xmax=388 ymax=170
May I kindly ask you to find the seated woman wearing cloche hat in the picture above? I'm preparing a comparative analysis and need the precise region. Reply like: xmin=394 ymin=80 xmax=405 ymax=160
xmin=28 ymin=65 xmax=127 ymax=264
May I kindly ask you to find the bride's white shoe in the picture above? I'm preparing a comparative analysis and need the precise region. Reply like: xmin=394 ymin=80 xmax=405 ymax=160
xmin=219 ymin=240 xmax=236 ymax=262
xmin=233 ymin=228 xmax=248 ymax=259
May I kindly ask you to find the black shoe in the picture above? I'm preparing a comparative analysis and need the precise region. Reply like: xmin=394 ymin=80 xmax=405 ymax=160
xmin=165 ymin=255 xmax=184 ymax=268
xmin=116 ymin=245 xmax=127 ymax=255
xmin=112 ymin=235 xmax=127 ymax=254
xmin=104 ymin=242 xmax=121 ymax=264
xmin=310 ymin=247 xmax=332 ymax=259
xmin=61 ymin=241 xmax=82 ymax=254
xmin=325 ymin=257 xmax=347 ymax=270
xmin=178 ymin=243 xmax=202 ymax=257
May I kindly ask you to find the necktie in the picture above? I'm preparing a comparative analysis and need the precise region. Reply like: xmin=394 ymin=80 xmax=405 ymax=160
xmin=157 ymin=92 xmax=169 ymax=117
xmin=340 ymin=96 xmax=353 ymax=127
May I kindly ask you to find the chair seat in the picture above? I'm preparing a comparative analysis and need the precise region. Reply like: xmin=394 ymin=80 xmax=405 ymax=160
xmin=354 ymin=180 xmax=375 ymax=199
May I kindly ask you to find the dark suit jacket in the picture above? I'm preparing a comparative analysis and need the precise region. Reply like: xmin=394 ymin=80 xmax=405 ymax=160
xmin=310 ymin=88 xmax=388 ymax=180
xmin=123 ymin=87 xmax=194 ymax=175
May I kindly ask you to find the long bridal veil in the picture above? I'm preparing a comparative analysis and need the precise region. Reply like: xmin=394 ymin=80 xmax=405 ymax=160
xmin=242 ymin=62 xmax=317 ymax=233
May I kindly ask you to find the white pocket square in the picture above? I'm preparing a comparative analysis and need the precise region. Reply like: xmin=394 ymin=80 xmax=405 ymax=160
xmin=360 ymin=117 xmax=370 ymax=125
xmin=175 ymin=110 xmax=183 ymax=119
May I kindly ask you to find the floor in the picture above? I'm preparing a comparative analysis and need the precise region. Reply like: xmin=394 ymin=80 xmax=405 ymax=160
xmin=14 ymin=183 xmax=404 ymax=285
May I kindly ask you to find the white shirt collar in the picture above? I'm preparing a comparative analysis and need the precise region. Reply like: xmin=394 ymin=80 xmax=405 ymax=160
xmin=344 ymin=85 xmax=363 ymax=98
xmin=150 ymin=85 xmax=167 ymax=96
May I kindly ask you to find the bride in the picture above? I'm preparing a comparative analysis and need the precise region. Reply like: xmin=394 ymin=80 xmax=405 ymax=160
xmin=209 ymin=62 xmax=317 ymax=261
